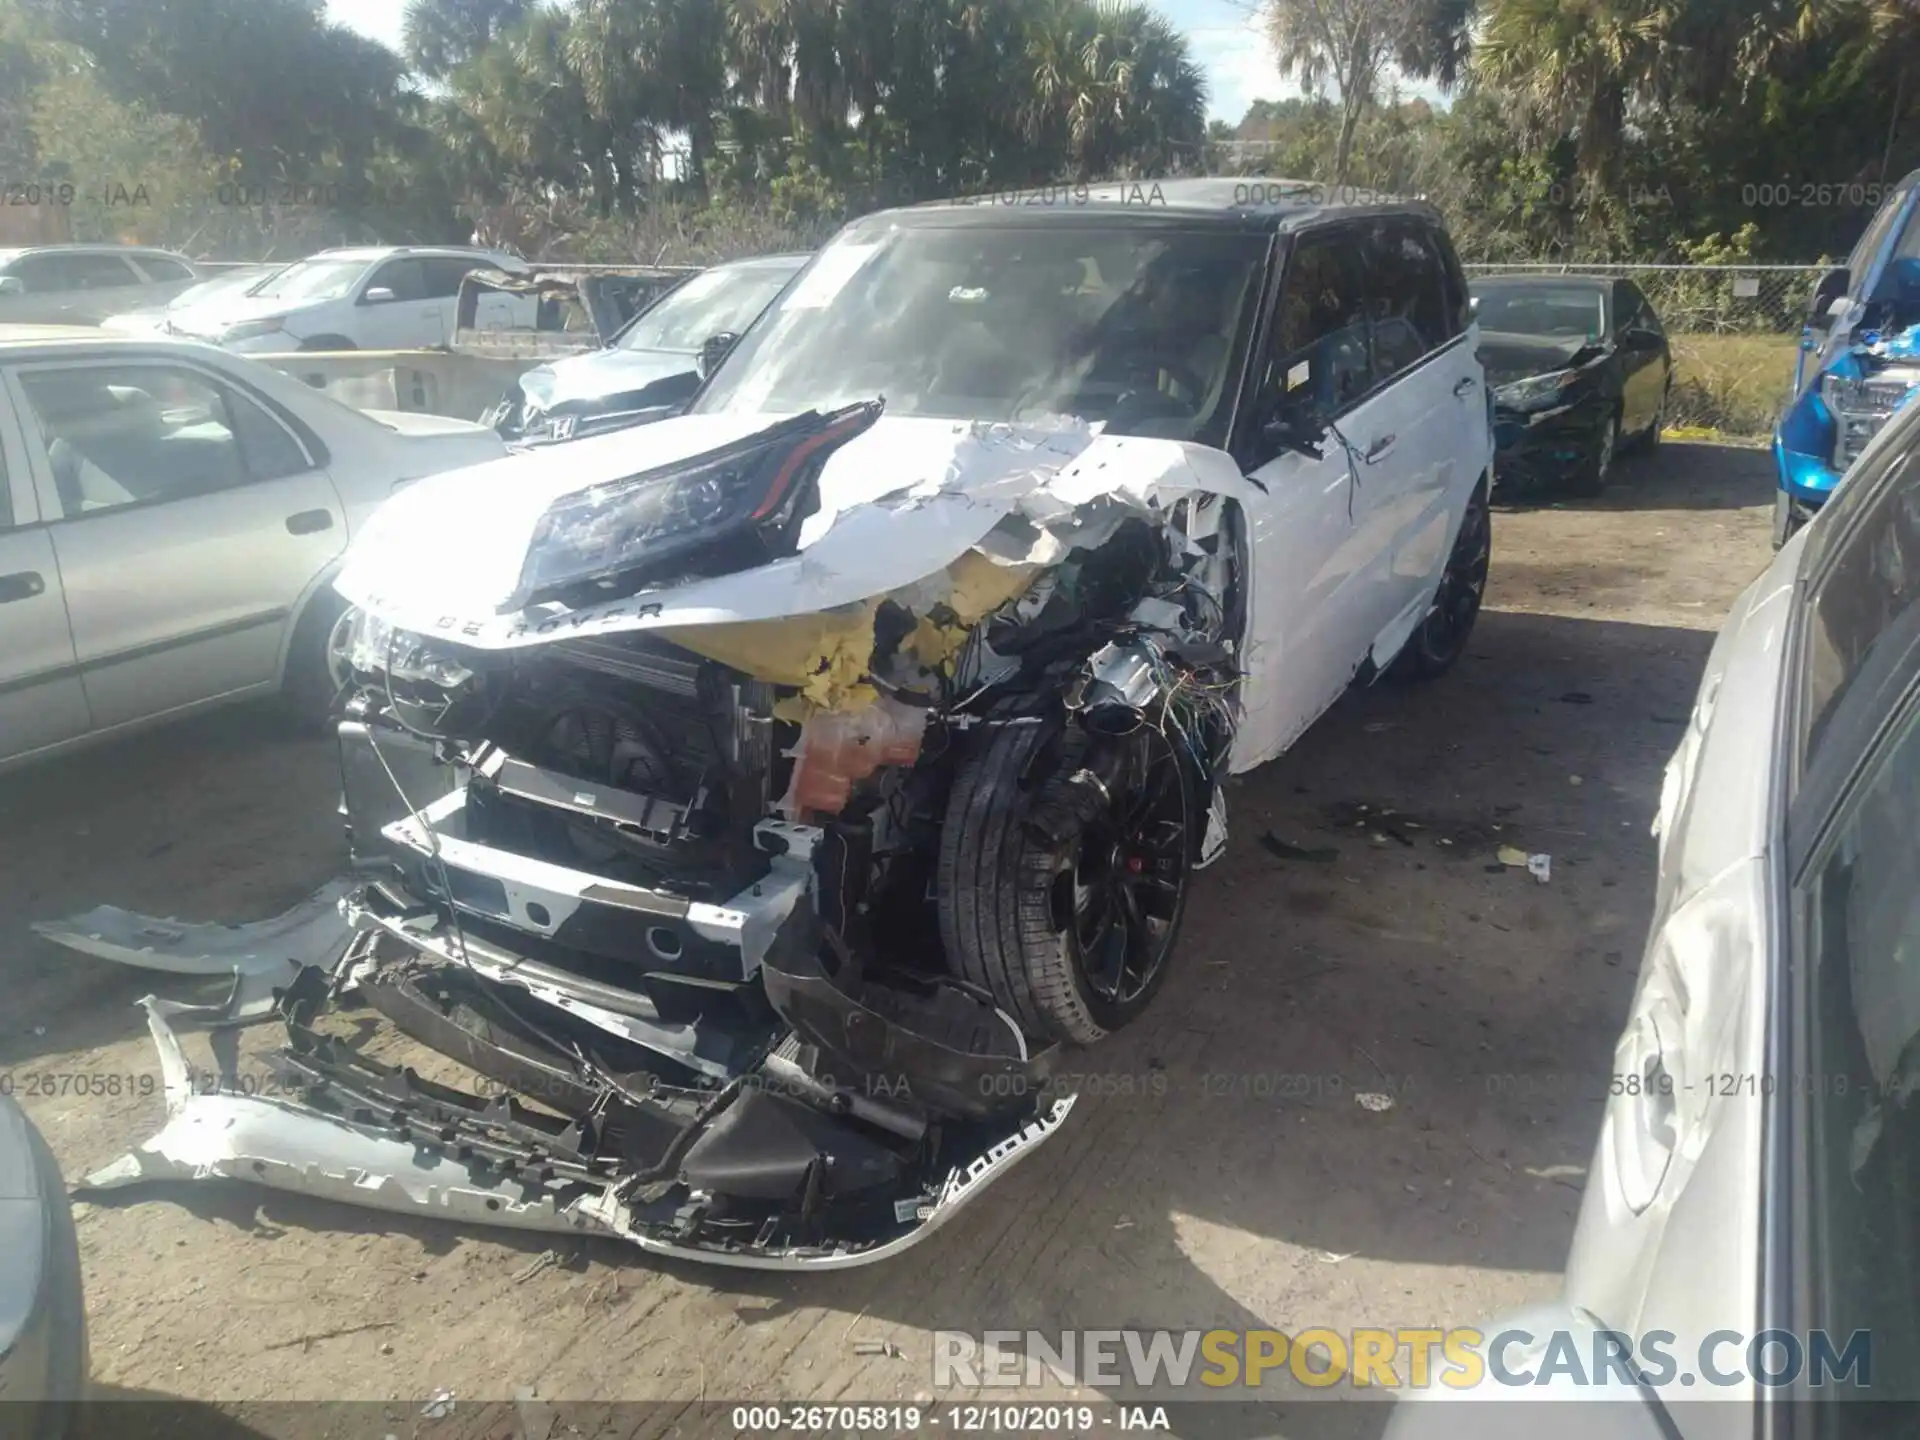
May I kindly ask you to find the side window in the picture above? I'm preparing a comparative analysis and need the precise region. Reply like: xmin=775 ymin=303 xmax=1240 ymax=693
xmin=366 ymin=258 xmax=426 ymax=303
xmin=1804 ymin=447 xmax=1920 ymax=759
xmin=1802 ymin=690 xmax=1920 ymax=1397
xmin=1364 ymin=221 xmax=1451 ymax=383
xmin=227 ymin=388 xmax=311 ymax=481
xmin=420 ymin=257 xmax=479 ymax=298
xmin=134 ymin=255 xmax=193 ymax=283
xmin=19 ymin=365 xmax=256 ymax=519
xmin=1431 ymin=225 xmax=1472 ymax=339
xmin=8 ymin=254 xmax=71 ymax=294
xmin=62 ymin=254 xmax=143 ymax=290
xmin=1263 ymin=230 xmax=1373 ymax=427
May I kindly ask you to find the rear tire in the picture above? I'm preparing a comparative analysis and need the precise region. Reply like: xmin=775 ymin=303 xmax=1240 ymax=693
xmin=281 ymin=592 xmax=352 ymax=730
xmin=938 ymin=719 xmax=1191 ymax=1045
xmin=1391 ymin=480 xmax=1491 ymax=682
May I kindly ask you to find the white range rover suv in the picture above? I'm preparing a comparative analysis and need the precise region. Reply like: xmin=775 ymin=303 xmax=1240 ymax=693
xmin=64 ymin=180 xmax=1502 ymax=1272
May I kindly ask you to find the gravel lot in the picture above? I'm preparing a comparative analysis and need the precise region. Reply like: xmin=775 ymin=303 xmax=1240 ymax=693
xmin=0 ymin=440 xmax=1776 ymax=1438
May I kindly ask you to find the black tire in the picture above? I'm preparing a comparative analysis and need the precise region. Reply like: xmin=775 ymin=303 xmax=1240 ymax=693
xmin=1391 ymin=480 xmax=1491 ymax=683
xmin=282 ymin=592 xmax=352 ymax=730
xmin=938 ymin=719 xmax=1191 ymax=1045
xmin=298 ymin=334 xmax=357 ymax=352
xmin=1565 ymin=413 xmax=1619 ymax=497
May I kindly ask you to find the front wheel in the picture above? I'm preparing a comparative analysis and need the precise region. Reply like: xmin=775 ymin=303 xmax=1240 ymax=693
xmin=281 ymin=594 xmax=353 ymax=730
xmin=938 ymin=719 xmax=1192 ymax=1045
xmin=1391 ymin=481 xmax=1491 ymax=682
xmin=1566 ymin=414 xmax=1619 ymax=497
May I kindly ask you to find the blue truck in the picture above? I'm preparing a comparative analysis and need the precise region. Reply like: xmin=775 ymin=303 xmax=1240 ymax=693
xmin=1774 ymin=170 xmax=1920 ymax=546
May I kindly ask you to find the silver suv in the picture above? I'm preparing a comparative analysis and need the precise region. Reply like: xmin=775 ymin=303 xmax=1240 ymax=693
xmin=0 ymin=245 xmax=200 ymax=326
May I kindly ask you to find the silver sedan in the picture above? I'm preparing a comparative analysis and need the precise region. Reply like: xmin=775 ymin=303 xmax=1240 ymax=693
xmin=0 ymin=328 xmax=506 ymax=770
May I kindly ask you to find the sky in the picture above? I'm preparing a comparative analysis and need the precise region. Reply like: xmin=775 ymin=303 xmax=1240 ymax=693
xmin=325 ymin=0 xmax=1290 ymax=125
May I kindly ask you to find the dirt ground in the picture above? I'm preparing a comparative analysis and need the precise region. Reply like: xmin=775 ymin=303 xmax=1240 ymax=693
xmin=0 ymin=440 xmax=1776 ymax=1438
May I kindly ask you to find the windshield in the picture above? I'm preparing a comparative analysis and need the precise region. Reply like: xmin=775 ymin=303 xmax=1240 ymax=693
xmin=251 ymin=258 xmax=370 ymax=303
xmin=1473 ymin=285 xmax=1608 ymax=341
xmin=694 ymin=220 xmax=1269 ymax=445
xmin=617 ymin=263 xmax=799 ymax=353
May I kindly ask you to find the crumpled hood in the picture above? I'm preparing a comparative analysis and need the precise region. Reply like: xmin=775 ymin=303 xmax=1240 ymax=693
xmin=519 ymin=346 xmax=697 ymax=413
xmin=1478 ymin=332 xmax=1603 ymax=387
xmin=334 ymin=411 xmax=1254 ymax=646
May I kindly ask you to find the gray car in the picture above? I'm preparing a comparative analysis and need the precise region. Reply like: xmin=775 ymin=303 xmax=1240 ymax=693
xmin=0 ymin=1096 xmax=88 ymax=1430
xmin=0 ymin=329 xmax=508 ymax=771
xmin=1391 ymin=352 xmax=1920 ymax=1434
xmin=0 ymin=245 xmax=200 ymax=326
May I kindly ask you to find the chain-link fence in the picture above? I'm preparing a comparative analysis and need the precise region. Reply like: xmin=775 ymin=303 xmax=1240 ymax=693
xmin=1465 ymin=262 xmax=1826 ymax=438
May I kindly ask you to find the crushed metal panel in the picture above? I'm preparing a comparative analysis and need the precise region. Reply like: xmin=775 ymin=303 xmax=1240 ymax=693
xmin=31 ymin=880 xmax=355 ymax=979
xmin=83 ymin=995 xmax=1077 ymax=1271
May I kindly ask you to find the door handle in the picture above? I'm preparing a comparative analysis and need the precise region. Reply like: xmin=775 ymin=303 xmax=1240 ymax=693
xmin=286 ymin=509 xmax=334 ymax=535
xmin=0 ymin=570 xmax=46 ymax=604
xmin=1364 ymin=434 xmax=1396 ymax=464
xmin=1453 ymin=376 xmax=1478 ymax=396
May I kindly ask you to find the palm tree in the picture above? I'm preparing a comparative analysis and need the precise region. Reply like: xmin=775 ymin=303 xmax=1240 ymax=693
xmin=1475 ymin=0 xmax=1684 ymax=201
xmin=1024 ymin=0 xmax=1207 ymax=180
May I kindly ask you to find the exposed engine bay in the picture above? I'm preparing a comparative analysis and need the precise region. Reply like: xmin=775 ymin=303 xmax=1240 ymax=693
xmin=75 ymin=402 xmax=1251 ymax=1266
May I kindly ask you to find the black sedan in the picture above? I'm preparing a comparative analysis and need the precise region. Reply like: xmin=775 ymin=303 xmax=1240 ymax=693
xmin=0 ymin=1096 xmax=88 ymax=1430
xmin=1471 ymin=274 xmax=1672 ymax=497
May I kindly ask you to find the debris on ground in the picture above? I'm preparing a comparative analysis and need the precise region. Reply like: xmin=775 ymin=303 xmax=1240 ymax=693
xmin=421 ymin=1389 xmax=456 ymax=1419
xmin=853 ymin=1340 xmax=905 ymax=1358
xmin=1260 ymin=832 xmax=1339 ymax=864
xmin=1556 ymin=692 xmax=1594 ymax=705
xmin=1355 ymin=1092 xmax=1395 ymax=1113
xmin=1527 ymin=854 xmax=1553 ymax=884
xmin=1496 ymin=845 xmax=1529 ymax=867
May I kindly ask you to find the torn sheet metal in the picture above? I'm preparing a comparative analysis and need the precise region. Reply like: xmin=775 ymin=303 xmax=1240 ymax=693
xmin=332 ymin=412 xmax=1255 ymax=648
xmin=84 ymin=994 xmax=1077 ymax=1271
xmin=31 ymin=882 xmax=356 ymax=1020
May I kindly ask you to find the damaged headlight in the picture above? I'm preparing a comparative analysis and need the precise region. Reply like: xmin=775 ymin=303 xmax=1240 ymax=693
xmin=1493 ymin=369 xmax=1582 ymax=411
xmin=344 ymin=608 xmax=475 ymax=689
xmin=507 ymin=400 xmax=883 ymax=611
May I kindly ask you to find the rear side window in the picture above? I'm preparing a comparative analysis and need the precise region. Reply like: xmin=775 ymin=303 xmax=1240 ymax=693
xmin=421 ymin=257 xmax=481 ymax=298
xmin=1266 ymin=228 xmax=1373 ymax=419
xmin=227 ymin=388 xmax=311 ymax=480
xmin=61 ymin=254 xmax=143 ymax=290
xmin=1364 ymin=221 xmax=1451 ymax=382
xmin=8 ymin=254 xmax=71 ymax=293
xmin=1804 ymin=445 xmax=1920 ymax=759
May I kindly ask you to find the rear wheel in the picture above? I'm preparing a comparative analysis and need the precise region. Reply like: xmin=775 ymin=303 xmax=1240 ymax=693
xmin=938 ymin=719 xmax=1191 ymax=1045
xmin=1391 ymin=481 xmax=1491 ymax=682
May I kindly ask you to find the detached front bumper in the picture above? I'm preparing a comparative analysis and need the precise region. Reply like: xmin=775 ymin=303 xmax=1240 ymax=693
xmin=84 ymin=989 xmax=1074 ymax=1270
xmin=66 ymin=719 xmax=1075 ymax=1270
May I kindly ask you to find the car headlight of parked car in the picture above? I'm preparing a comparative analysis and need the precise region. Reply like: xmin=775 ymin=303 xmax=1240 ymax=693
xmin=1493 ymin=368 xmax=1583 ymax=412
xmin=220 ymin=317 xmax=287 ymax=343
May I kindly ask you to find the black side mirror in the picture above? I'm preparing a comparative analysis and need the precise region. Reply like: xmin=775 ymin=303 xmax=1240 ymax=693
xmin=696 ymin=330 xmax=741 ymax=381
xmin=1808 ymin=265 xmax=1851 ymax=330
xmin=1260 ymin=407 xmax=1325 ymax=461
